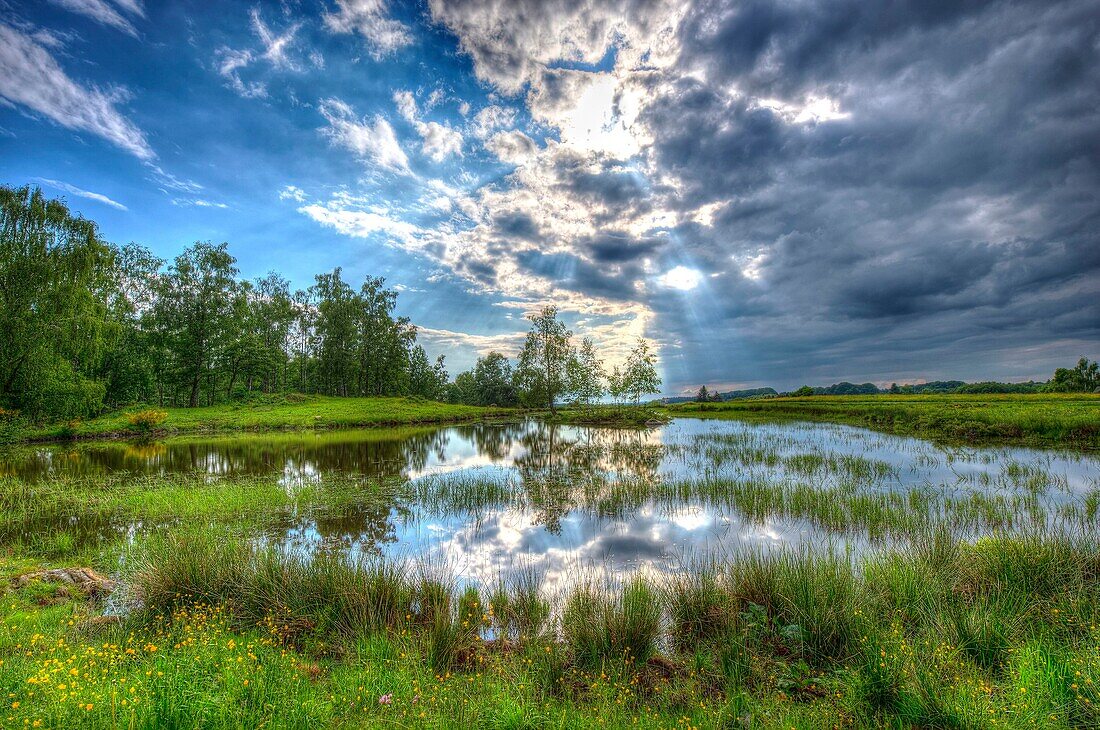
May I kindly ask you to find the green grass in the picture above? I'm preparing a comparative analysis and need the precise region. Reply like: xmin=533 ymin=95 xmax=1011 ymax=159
xmin=665 ymin=393 xmax=1100 ymax=448
xmin=551 ymin=404 xmax=669 ymax=428
xmin=18 ymin=394 xmax=516 ymax=442
xmin=3 ymin=530 xmax=1098 ymax=728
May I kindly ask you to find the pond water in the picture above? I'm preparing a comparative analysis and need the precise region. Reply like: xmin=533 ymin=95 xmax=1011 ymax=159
xmin=3 ymin=419 xmax=1098 ymax=591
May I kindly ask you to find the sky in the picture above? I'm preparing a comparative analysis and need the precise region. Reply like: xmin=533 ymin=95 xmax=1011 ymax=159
xmin=1 ymin=0 xmax=1097 ymax=395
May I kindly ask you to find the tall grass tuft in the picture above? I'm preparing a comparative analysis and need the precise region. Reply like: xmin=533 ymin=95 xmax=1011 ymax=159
xmin=131 ymin=531 xmax=412 ymax=642
xmin=562 ymin=577 xmax=660 ymax=668
xmin=664 ymin=564 xmax=735 ymax=650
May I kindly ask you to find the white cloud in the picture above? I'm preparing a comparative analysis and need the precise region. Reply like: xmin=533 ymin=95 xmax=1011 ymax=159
xmin=319 ymin=98 xmax=410 ymax=172
xmin=149 ymin=165 xmax=202 ymax=193
xmin=392 ymin=89 xmax=464 ymax=161
xmin=485 ymin=129 xmax=537 ymax=164
xmin=171 ymin=197 xmax=228 ymax=209
xmin=416 ymin=327 xmax=527 ymax=356
xmin=47 ymin=0 xmax=143 ymax=37
xmin=0 ymin=24 xmax=153 ymax=160
xmin=419 ymin=121 xmax=463 ymax=161
xmin=527 ymin=69 xmax=648 ymax=157
xmin=428 ymin=0 xmax=683 ymax=94
xmin=278 ymin=185 xmax=308 ymax=202
xmin=298 ymin=202 xmax=420 ymax=243
xmin=757 ymin=95 xmax=850 ymax=124
xmin=250 ymin=8 xmax=301 ymax=69
xmin=471 ymin=104 xmax=516 ymax=139
xmin=34 ymin=178 xmax=127 ymax=210
xmin=323 ymin=0 xmax=412 ymax=59
xmin=215 ymin=9 xmax=301 ymax=98
xmin=216 ymin=48 xmax=266 ymax=98
xmin=393 ymin=89 xmax=417 ymax=121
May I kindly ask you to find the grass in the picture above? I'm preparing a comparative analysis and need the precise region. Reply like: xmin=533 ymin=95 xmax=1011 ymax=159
xmin=551 ymin=404 xmax=669 ymax=428
xmin=665 ymin=393 xmax=1100 ymax=448
xmin=1 ymin=412 xmax=1097 ymax=726
xmin=17 ymin=394 xmax=516 ymax=443
xmin=3 ymin=530 xmax=1098 ymax=728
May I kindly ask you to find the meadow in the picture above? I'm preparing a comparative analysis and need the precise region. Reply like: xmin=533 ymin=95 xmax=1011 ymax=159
xmin=1 ymin=402 xmax=1098 ymax=728
xmin=14 ymin=395 xmax=515 ymax=443
xmin=665 ymin=393 xmax=1100 ymax=448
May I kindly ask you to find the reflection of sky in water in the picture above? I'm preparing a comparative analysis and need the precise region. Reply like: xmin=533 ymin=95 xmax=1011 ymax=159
xmin=5 ymin=418 xmax=1097 ymax=590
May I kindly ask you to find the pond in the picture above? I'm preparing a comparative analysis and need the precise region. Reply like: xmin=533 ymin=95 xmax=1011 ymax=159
xmin=2 ymin=418 xmax=1097 ymax=592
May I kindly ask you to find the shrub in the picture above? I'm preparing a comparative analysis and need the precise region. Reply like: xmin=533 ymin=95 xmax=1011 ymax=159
xmin=0 ymin=407 xmax=23 ymax=444
xmin=127 ymin=409 xmax=167 ymax=433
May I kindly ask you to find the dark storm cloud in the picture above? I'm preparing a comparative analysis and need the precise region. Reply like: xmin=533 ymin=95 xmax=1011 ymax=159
xmin=641 ymin=0 xmax=1100 ymax=390
xmin=583 ymin=231 xmax=661 ymax=263
xmin=515 ymin=249 xmax=642 ymax=301
xmin=493 ymin=210 xmax=543 ymax=241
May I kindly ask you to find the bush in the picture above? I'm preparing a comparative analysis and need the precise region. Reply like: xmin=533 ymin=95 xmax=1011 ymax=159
xmin=127 ymin=409 xmax=167 ymax=433
xmin=0 ymin=407 xmax=26 ymax=444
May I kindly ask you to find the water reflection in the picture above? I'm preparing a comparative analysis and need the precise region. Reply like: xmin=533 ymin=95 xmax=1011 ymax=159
xmin=2 ymin=419 xmax=1097 ymax=590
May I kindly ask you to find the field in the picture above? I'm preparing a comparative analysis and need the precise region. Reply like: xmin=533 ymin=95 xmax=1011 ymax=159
xmin=3 ymin=530 xmax=1098 ymax=728
xmin=665 ymin=393 xmax=1100 ymax=448
xmin=15 ymin=395 xmax=515 ymax=442
xmin=1 ymin=399 xmax=1098 ymax=728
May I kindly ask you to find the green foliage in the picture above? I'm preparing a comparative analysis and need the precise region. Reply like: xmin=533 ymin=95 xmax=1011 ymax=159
xmin=0 ymin=185 xmax=116 ymax=421
xmin=407 ymin=345 xmax=449 ymax=400
xmin=791 ymin=385 xmax=815 ymax=396
xmin=514 ymin=306 xmax=573 ymax=410
xmin=449 ymin=351 xmax=518 ymax=406
xmin=126 ymin=409 xmax=168 ymax=433
xmin=562 ymin=578 xmax=661 ymax=668
xmin=565 ymin=337 xmax=606 ymax=407
xmin=1045 ymin=356 xmax=1100 ymax=393
xmin=610 ymin=338 xmax=662 ymax=404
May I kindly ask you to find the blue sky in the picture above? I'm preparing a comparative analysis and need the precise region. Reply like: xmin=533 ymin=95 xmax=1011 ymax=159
xmin=2 ymin=0 xmax=1097 ymax=392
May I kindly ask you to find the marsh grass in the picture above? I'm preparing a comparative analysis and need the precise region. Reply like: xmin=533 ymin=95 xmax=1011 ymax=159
xmin=561 ymin=578 xmax=661 ymax=669
xmin=3 ymin=411 xmax=1099 ymax=727
xmin=4 ymin=527 xmax=1099 ymax=728
xmin=667 ymin=393 xmax=1100 ymax=447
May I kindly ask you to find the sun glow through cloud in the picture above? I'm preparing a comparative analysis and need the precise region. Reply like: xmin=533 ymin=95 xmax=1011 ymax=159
xmin=659 ymin=266 xmax=703 ymax=291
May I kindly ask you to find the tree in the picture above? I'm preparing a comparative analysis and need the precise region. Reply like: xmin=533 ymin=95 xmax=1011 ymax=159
xmin=407 ymin=345 xmax=448 ymax=400
xmin=566 ymin=337 xmax=605 ymax=407
xmin=1046 ymin=357 xmax=1099 ymax=393
xmin=792 ymin=385 xmax=815 ymax=397
xmin=696 ymin=385 xmax=710 ymax=402
xmin=354 ymin=276 xmax=415 ymax=397
xmin=446 ymin=370 xmax=478 ymax=405
xmin=514 ymin=306 xmax=573 ymax=411
xmin=617 ymin=339 xmax=661 ymax=405
xmin=472 ymin=352 xmax=517 ymax=406
xmin=151 ymin=242 xmax=239 ymax=407
xmin=0 ymin=185 xmax=118 ymax=420
xmin=100 ymin=242 xmax=162 ymax=407
xmin=310 ymin=269 xmax=361 ymax=397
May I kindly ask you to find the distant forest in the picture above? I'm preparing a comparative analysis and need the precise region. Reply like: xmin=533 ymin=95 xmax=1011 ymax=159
xmin=675 ymin=358 xmax=1099 ymax=403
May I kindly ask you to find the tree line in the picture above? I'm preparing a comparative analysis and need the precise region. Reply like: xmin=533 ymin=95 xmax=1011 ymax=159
xmin=445 ymin=306 xmax=661 ymax=411
xmin=0 ymin=184 xmax=660 ymax=422
xmin=684 ymin=358 xmax=1099 ymax=403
